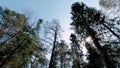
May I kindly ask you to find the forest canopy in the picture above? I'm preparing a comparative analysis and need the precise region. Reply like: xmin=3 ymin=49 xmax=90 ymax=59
xmin=0 ymin=1 xmax=120 ymax=68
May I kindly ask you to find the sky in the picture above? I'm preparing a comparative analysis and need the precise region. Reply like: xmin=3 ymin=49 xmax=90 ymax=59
xmin=0 ymin=0 xmax=100 ymax=44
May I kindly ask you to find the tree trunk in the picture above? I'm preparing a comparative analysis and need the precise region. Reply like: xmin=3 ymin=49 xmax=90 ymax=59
xmin=85 ymin=42 xmax=102 ymax=68
xmin=85 ymin=23 xmax=116 ymax=68
xmin=60 ymin=54 xmax=63 ymax=68
xmin=103 ymin=23 xmax=120 ymax=39
xmin=49 ymin=29 xmax=57 ymax=68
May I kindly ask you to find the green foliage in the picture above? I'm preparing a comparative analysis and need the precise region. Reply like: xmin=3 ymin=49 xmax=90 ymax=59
xmin=70 ymin=2 xmax=120 ymax=68
xmin=70 ymin=33 xmax=84 ymax=68
xmin=0 ymin=6 xmax=47 ymax=68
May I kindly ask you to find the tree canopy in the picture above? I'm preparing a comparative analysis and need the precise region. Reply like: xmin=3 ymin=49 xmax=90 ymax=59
xmin=0 ymin=1 xmax=120 ymax=68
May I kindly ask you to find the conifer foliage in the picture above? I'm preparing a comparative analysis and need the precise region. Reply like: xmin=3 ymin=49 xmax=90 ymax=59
xmin=0 ymin=7 xmax=47 ymax=68
xmin=0 ymin=1 xmax=120 ymax=68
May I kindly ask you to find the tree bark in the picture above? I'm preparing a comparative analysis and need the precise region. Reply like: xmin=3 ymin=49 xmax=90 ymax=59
xmin=85 ymin=23 xmax=116 ymax=68
xmin=85 ymin=42 xmax=102 ymax=68
xmin=60 ymin=54 xmax=63 ymax=68
xmin=49 ymin=29 xmax=57 ymax=68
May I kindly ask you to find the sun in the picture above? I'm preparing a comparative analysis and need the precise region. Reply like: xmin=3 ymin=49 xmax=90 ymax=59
xmin=85 ymin=36 xmax=93 ymax=44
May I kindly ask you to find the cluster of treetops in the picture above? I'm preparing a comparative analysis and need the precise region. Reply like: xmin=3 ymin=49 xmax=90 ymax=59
xmin=0 ymin=1 xmax=120 ymax=68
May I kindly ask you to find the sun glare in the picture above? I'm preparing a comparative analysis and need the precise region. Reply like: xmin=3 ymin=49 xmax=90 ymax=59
xmin=85 ymin=36 xmax=93 ymax=44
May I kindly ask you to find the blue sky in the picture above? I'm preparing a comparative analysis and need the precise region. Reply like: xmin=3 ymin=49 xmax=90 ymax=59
xmin=0 ymin=0 xmax=99 ymax=43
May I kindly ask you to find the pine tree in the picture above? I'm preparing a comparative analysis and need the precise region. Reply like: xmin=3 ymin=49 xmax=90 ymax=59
xmin=41 ymin=19 xmax=61 ymax=68
xmin=0 ymin=7 xmax=47 ymax=68
xmin=70 ymin=2 xmax=118 ymax=68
